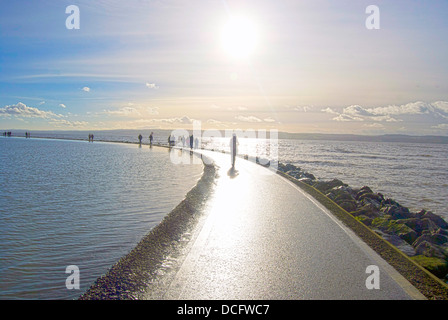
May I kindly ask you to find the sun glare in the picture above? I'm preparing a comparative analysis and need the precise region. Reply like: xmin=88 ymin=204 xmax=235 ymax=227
xmin=221 ymin=16 xmax=259 ymax=59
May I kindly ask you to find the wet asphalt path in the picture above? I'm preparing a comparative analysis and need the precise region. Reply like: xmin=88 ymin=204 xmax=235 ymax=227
xmin=151 ymin=149 xmax=425 ymax=300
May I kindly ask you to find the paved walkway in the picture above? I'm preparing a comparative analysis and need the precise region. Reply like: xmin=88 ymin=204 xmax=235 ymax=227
xmin=152 ymin=149 xmax=425 ymax=300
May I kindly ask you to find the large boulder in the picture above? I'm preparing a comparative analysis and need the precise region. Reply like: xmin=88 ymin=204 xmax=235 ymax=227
xmin=382 ymin=205 xmax=413 ymax=220
xmin=411 ymin=255 xmax=448 ymax=279
xmin=414 ymin=240 xmax=447 ymax=259
xmin=351 ymin=204 xmax=380 ymax=219
xmin=371 ymin=216 xmax=418 ymax=245
xmin=313 ymin=179 xmax=346 ymax=194
xmin=398 ymin=218 xmax=439 ymax=235
xmin=355 ymin=186 xmax=373 ymax=200
xmin=421 ymin=211 xmax=448 ymax=229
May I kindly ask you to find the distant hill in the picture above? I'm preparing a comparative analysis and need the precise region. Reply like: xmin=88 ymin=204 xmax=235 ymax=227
xmin=278 ymin=132 xmax=448 ymax=144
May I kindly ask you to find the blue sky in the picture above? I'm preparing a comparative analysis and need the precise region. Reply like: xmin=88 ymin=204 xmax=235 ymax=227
xmin=1 ymin=0 xmax=447 ymax=135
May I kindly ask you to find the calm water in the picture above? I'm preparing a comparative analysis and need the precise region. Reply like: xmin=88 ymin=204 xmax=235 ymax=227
xmin=0 ymin=137 xmax=203 ymax=299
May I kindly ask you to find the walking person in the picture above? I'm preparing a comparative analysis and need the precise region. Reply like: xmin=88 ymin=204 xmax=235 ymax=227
xmin=230 ymin=133 xmax=239 ymax=167
xmin=149 ymin=132 xmax=154 ymax=146
xmin=138 ymin=134 xmax=143 ymax=144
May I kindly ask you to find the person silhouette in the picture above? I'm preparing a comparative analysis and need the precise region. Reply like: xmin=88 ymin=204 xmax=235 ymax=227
xmin=138 ymin=134 xmax=143 ymax=144
xmin=230 ymin=133 xmax=239 ymax=167
xmin=149 ymin=132 xmax=154 ymax=145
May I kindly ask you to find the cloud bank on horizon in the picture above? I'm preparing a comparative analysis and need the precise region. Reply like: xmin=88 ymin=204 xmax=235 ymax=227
xmin=0 ymin=0 xmax=447 ymax=135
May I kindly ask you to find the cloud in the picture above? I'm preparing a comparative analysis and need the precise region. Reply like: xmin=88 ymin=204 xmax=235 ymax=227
xmin=59 ymin=104 xmax=67 ymax=108
xmin=363 ymin=123 xmax=384 ymax=128
xmin=145 ymin=83 xmax=159 ymax=89
xmin=235 ymin=115 xmax=263 ymax=123
xmin=49 ymin=119 xmax=88 ymax=127
xmin=103 ymin=104 xmax=159 ymax=117
xmin=431 ymin=123 xmax=448 ymax=130
xmin=149 ymin=115 xmax=196 ymax=124
xmin=321 ymin=107 xmax=339 ymax=115
xmin=366 ymin=101 xmax=448 ymax=119
xmin=288 ymin=105 xmax=312 ymax=112
xmin=0 ymin=102 xmax=61 ymax=119
xmin=82 ymin=87 xmax=90 ymax=92
xmin=332 ymin=114 xmax=364 ymax=122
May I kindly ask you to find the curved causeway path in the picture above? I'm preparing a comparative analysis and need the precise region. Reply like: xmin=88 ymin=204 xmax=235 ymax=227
xmin=150 ymin=148 xmax=426 ymax=300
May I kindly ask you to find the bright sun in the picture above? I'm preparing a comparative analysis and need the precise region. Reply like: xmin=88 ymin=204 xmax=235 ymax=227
xmin=221 ymin=16 xmax=259 ymax=59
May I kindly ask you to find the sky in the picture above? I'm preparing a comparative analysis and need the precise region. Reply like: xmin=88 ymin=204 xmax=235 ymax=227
xmin=1 ymin=0 xmax=448 ymax=135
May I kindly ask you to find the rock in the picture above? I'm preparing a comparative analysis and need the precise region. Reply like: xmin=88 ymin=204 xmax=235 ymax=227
xmin=414 ymin=240 xmax=447 ymax=259
xmin=356 ymin=215 xmax=373 ymax=227
xmin=338 ymin=200 xmax=357 ymax=212
xmin=400 ymin=229 xmax=419 ymax=246
xmin=411 ymin=255 xmax=448 ymax=279
xmin=351 ymin=204 xmax=380 ymax=219
xmin=421 ymin=211 xmax=448 ymax=229
xmin=382 ymin=205 xmax=413 ymax=220
xmin=298 ymin=178 xmax=314 ymax=185
xmin=313 ymin=179 xmax=346 ymax=193
xmin=436 ymin=228 xmax=448 ymax=237
xmin=398 ymin=218 xmax=439 ymax=235
xmin=355 ymin=186 xmax=373 ymax=200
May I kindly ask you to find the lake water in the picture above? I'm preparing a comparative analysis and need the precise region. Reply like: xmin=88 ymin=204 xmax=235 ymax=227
xmin=0 ymin=137 xmax=203 ymax=299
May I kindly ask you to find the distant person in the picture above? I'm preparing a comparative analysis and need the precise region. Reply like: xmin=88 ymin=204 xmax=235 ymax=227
xmin=194 ymin=137 xmax=199 ymax=149
xmin=138 ymin=134 xmax=143 ymax=144
xmin=149 ymin=132 xmax=154 ymax=145
xmin=230 ymin=133 xmax=239 ymax=167
xmin=190 ymin=134 xmax=194 ymax=149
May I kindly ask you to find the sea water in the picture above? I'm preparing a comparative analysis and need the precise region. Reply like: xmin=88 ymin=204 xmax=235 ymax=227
xmin=0 ymin=137 xmax=203 ymax=299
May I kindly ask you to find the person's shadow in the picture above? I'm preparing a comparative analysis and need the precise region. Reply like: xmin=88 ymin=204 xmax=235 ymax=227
xmin=227 ymin=166 xmax=239 ymax=179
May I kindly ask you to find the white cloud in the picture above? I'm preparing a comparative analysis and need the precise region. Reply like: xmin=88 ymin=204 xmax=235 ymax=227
xmin=49 ymin=119 xmax=88 ymax=127
xmin=263 ymin=117 xmax=276 ymax=122
xmin=0 ymin=102 xmax=62 ymax=119
xmin=103 ymin=104 xmax=159 ymax=117
xmin=235 ymin=115 xmax=263 ymax=123
xmin=321 ymin=107 xmax=339 ymax=115
xmin=82 ymin=87 xmax=90 ymax=92
xmin=59 ymin=104 xmax=67 ymax=108
xmin=431 ymin=123 xmax=448 ymax=130
xmin=363 ymin=123 xmax=384 ymax=128
xmin=145 ymin=83 xmax=159 ymax=89
xmin=332 ymin=114 xmax=364 ymax=122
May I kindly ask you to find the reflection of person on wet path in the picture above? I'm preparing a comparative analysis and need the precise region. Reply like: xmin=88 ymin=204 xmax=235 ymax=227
xmin=230 ymin=133 xmax=239 ymax=167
